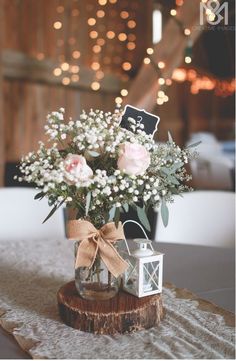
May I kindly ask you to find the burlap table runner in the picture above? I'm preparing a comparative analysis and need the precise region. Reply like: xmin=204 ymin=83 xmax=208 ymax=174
xmin=0 ymin=237 xmax=235 ymax=359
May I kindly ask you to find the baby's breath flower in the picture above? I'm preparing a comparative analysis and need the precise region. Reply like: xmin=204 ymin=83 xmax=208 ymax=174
xmin=17 ymin=108 xmax=194 ymax=229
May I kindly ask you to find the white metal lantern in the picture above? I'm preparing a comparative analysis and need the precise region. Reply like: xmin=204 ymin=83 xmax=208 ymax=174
xmin=121 ymin=220 xmax=164 ymax=298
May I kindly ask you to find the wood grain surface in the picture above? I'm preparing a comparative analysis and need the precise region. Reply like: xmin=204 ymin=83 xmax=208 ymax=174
xmin=57 ymin=281 xmax=164 ymax=334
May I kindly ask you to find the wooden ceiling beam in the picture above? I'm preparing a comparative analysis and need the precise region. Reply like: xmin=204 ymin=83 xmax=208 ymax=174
xmin=125 ymin=0 xmax=205 ymax=111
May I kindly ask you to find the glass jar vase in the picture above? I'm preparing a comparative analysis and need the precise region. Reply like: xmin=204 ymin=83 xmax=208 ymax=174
xmin=74 ymin=241 xmax=119 ymax=301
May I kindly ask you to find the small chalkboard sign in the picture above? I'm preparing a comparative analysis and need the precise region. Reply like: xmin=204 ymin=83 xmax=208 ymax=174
xmin=120 ymin=105 xmax=160 ymax=137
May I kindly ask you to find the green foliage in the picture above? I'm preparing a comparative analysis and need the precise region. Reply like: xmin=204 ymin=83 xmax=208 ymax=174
xmin=108 ymin=205 xmax=116 ymax=221
xmin=136 ymin=205 xmax=151 ymax=232
xmin=87 ymin=150 xmax=100 ymax=157
xmin=43 ymin=200 xmax=64 ymax=223
xmin=123 ymin=203 xmax=129 ymax=213
xmin=18 ymin=108 xmax=197 ymax=230
xmin=161 ymin=199 xmax=169 ymax=227
xmin=168 ymin=131 xmax=174 ymax=143
xmin=34 ymin=192 xmax=45 ymax=200
xmin=186 ymin=141 xmax=202 ymax=149
xmin=114 ymin=207 xmax=120 ymax=228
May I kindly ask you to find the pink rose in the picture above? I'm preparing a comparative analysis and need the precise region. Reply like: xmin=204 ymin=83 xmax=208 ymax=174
xmin=117 ymin=142 xmax=150 ymax=175
xmin=64 ymin=154 xmax=93 ymax=184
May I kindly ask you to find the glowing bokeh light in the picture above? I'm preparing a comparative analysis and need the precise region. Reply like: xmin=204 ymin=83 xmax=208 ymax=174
xmin=72 ymin=51 xmax=81 ymax=59
xmin=91 ymin=81 xmax=101 ymax=90
xmin=53 ymin=21 xmax=62 ymax=29
xmin=62 ymin=77 xmax=70 ymax=85
xmin=122 ymin=62 xmax=132 ymax=71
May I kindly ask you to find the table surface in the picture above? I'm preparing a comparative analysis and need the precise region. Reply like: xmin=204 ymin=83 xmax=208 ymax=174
xmin=0 ymin=241 xmax=235 ymax=359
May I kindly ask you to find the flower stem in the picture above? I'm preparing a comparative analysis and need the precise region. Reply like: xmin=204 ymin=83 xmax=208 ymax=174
xmin=108 ymin=271 xmax=111 ymax=288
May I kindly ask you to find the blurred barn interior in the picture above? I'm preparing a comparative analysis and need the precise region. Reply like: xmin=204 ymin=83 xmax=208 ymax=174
xmin=0 ymin=0 xmax=235 ymax=189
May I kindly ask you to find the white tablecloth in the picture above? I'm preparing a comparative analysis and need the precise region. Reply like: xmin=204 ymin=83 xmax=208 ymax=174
xmin=0 ymin=238 xmax=235 ymax=359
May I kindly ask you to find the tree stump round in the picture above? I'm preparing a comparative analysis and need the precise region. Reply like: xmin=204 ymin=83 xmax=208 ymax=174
xmin=57 ymin=281 xmax=164 ymax=334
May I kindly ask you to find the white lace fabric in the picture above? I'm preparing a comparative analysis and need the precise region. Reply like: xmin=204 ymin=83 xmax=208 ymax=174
xmin=0 ymin=237 xmax=235 ymax=359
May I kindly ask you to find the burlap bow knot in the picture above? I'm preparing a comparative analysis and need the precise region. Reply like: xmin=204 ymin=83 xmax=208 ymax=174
xmin=67 ymin=220 xmax=128 ymax=278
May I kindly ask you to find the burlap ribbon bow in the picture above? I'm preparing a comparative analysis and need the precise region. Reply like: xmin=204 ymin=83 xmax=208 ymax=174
xmin=67 ymin=220 xmax=128 ymax=278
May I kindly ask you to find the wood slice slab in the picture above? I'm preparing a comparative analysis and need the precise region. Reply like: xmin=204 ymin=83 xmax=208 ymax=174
xmin=57 ymin=281 xmax=164 ymax=334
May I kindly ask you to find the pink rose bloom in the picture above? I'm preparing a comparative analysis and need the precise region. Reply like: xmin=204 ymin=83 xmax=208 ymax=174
xmin=117 ymin=142 xmax=150 ymax=176
xmin=64 ymin=154 xmax=93 ymax=184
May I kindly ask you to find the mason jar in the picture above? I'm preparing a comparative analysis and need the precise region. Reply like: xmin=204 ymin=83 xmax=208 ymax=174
xmin=74 ymin=241 xmax=119 ymax=300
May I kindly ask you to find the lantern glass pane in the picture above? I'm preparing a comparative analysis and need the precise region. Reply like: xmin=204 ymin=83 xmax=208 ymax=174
xmin=124 ymin=257 xmax=138 ymax=293
xmin=142 ymin=261 xmax=160 ymax=293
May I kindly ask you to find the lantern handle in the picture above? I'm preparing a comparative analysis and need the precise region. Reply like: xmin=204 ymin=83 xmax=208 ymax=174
xmin=122 ymin=219 xmax=154 ymax=256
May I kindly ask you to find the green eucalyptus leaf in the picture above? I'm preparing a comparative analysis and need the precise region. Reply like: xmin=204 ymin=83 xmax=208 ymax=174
xmin=43 ymin=205 xmax=57 ymax=223
xmin=85 ymin=191 xmax=91 ymax=216
xmin=34 ymin=192 xmax=45 ymax=200
xmin=48 ymin=198 xmax=55 ymax=207
xmin=161 ymin=199 xmax=169 ymax=227
xmin=170 ymin=162 xmax=184 ymax=173
xmin=169 ymin=187 xmax=180 ymax=195
xmin=109 ymin=205 xmax=116 ymax=221
xmin=114 ymin=207 xmax=120 ymax=228
xmin=123 ymin=203 xmax=129 ymax=212
xmin=186 ymin=141 xmax=202 ymax=149
xmin=130 ymin=203 xmax=137 ymax=211
xmin=168 ymin=175 xmax=180 ymax=185
xmin=168 ymin=131 xmax=174 ymax=143
xmin=43 ymin=199 xmax=64 ymax=224
xmin=104 ymin=211 xmax=110 ymax=224
xmin=161 ymin=167 xmax=171 ymax=176
xmin=137 ymin=206 xmax=151 ymax=232
xmin=88 ymin=150 xmax=100 ymax=157
xmin=43 ymin=204 xmax=59 ymax=223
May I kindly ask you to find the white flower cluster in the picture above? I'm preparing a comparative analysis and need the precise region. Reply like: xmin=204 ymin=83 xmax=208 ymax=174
xmin=19 ymin=142 xmax=64 ymax=192
xmin=44 ymin=108 xmax=155 ymax=155
xmin=18 ymin=108 xmax=194 ymax=228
